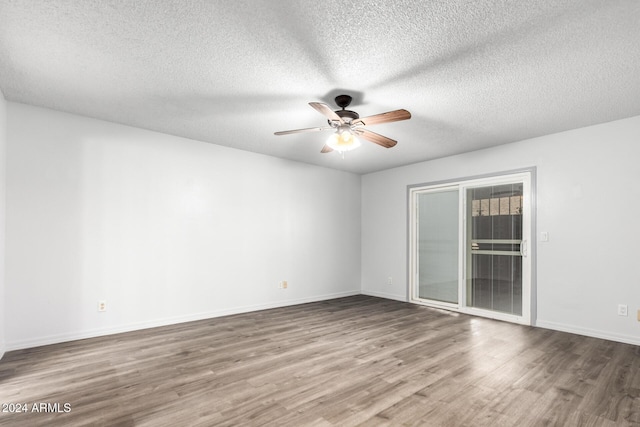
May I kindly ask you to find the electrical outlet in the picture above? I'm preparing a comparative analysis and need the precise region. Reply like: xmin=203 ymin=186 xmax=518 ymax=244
xmin=98 ymin=300 xmax=107 ymax=312
xmin=617 ymin=304 xmax=627 ymax=316
xmin=279 ymin=281 xmax=288 ymax=289
xmin=387 ymin=276 xmax=393 ymax=285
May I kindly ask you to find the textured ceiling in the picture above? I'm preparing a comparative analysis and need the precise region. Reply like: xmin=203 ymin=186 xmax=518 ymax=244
xmin=1 ymin=1 xmax=639 ymax=174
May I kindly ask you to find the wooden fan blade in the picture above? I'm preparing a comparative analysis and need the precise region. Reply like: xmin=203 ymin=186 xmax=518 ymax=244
xmin=352 ymin=109 xmax=411 ymax=127
xmin=320 ymin=145 xmax=333 ymax=153
xmin=274 ymin=126 xmax=332 ymax=136
xmin=356 ymin=129 xmax=397 ymax=148
xmin=309 ymin=102 xmax=344 ymax=124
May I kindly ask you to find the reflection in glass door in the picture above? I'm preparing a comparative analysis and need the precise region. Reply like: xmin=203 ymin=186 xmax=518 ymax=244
xmin=466 ymin=183 xmax=523 ymax=316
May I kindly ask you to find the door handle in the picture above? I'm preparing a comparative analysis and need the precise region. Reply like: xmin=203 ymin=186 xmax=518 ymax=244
xmin=520 ymin=240 xmax=527 ymax=257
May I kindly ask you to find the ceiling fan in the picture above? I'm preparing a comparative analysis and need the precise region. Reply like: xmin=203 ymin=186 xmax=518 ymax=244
xmin=274 ymin=95 xmax=411 ymax=153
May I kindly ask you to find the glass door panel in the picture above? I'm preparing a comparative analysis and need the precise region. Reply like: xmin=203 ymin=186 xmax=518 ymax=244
xmin=466 ymin=183 xmax=523 ymax=315
xmin=417 ymin=189 xmax=459 ymax=304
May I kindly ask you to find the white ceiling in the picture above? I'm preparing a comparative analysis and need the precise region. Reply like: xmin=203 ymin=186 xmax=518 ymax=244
xmin=1 ymin=1 xmax=639 ymax=174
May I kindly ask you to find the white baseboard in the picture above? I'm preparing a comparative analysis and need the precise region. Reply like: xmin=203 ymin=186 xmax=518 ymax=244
xmin=535 ymin=319 xmax=640 ymax=346
xmin=7 ymin=293 xmax=638 ymax=353
xmin=361 ymin=293 xmax=640 ymax=347
xmin=361 ymin=290 xmax=407 ymax=302
xmin=5 ymin=290 xmax=360 ymax=351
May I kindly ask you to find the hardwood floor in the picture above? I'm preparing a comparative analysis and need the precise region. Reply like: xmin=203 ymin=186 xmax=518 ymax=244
xmin=0 ymin=295 xmax=638 ymax=426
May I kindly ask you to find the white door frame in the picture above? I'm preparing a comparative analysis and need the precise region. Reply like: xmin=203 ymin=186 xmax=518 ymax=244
xmin=408 ymin=169 xmax=535 ymax=326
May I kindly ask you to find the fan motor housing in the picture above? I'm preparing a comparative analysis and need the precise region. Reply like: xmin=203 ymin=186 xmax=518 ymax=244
xmin=335 ymin=109 xmax=359 ymax=120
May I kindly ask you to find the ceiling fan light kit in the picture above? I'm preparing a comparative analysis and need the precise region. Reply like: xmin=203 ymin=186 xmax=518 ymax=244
xmin=275 ymin=94 xmax=411 ymax=154
xmin=326 ymin=125 xmax=361 ymax=152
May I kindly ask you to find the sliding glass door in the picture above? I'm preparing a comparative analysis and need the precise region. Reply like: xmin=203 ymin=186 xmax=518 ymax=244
xmin=409 ymin=172 xmax=532 ymax=325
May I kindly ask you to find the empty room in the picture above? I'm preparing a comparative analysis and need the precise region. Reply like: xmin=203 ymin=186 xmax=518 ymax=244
xmin=0 ymin=1 xmax=639 ymax=426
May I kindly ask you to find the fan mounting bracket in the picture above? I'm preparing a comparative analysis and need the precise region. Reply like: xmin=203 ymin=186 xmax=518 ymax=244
xmin=334 ymin=94 xmax=352 ymax=109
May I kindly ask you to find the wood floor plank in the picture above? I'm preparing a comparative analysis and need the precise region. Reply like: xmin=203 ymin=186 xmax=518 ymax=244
xmin=0 ymin=295 xmax=639 ymax=426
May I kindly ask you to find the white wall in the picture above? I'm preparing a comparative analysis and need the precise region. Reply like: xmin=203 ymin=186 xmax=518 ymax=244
xmin=0 ymin=89 xmax=6 ymax=359
xmin=362 ymin=115 xmax=640 ymax=345
xmin=5 ymin=103 xmax=361 ymax=350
